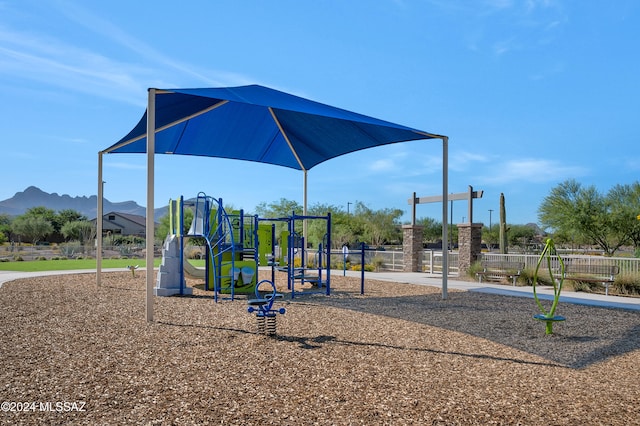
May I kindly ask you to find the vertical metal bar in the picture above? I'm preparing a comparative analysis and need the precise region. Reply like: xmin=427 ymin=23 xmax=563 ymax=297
xmin=179 ymin=196 xmax=184 ymax=295
xmin=411 ymin=191 xmax=417 ymax=226
xmin=96 ymin=152 xmax=103 ymax=287
xmin=326 ymin=212 xmax=331 ymax=296
xmin=441 ymin=137 xmax=449 ymax=299
xmin=289 ymin=219 xmax=295 ymax=299
xmin=146 ymin=88 xmax=156 ymax=322
xmin=360 ymin=242 xmax=365 ymax=295
xmin=468 ymin=185 xmax=473 ymax=224
xmin=271 ymin=224 xmax=275 ymax=284
xmin=303 ymin=170 xmax=308 ymax=245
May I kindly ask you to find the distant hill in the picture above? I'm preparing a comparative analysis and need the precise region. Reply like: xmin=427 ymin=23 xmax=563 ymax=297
xmin=0 ymin=186 xmax=167 ymax=220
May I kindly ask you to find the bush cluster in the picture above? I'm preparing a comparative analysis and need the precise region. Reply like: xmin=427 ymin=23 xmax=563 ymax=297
xmin=613 ymin=274 xmax=640 ymax=296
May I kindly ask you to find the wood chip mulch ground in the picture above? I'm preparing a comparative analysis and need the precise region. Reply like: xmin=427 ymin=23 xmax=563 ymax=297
xmin=1 ymin=271 xmax=639 ymax=425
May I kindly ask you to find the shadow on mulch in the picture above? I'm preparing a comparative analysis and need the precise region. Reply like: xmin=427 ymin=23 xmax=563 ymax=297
xmin=299 ymin=289 xmax=640 ymax=370
xmin=272 ymin=332 xmax=562 ymax=368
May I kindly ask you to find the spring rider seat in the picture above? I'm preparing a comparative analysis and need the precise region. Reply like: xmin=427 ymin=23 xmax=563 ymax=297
xmin=247 ymin=279 xmax=285 ymax=335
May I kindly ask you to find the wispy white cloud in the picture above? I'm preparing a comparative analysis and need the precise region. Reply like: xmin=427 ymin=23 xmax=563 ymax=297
xmin=453 ymin=0 xmax=565 ymax=57
xmin=478 ymin=158 xmax=587 ymax=184
xmin=0 ymin=1 xmax=255 ymax=107
xmin=48 ymin=135 xmax=89 ymax=144
xmin=0 ymin=29 xmax=152 ymax=106
xmin=450 ymin=151 xmax=490 ymax=172
xmin=106 ymin=162 xmax=146 ymax=170
xmin=54 ymin=1 xmax=223 ymax=87
xmin=369 ymin=159 xmax=396 ymax=172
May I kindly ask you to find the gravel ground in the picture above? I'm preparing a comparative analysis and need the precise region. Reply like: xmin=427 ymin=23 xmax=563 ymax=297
xmin=1 ymin=270 xmax=639 ymax=425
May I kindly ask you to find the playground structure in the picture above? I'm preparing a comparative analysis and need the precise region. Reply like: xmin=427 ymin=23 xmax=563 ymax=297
xmin=155 ymin=193 xmax=259 ymax=301
xmin=260 ymin=212 xmax=332 ymax=299
xmin=155 ymin=194 xmax=335 ymax=302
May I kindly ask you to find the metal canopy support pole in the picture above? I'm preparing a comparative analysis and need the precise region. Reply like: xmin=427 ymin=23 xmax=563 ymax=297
xmin=96 ymin=152 xmax=103 ymax=287
xmin=441 ymin=136 xmax=448 ymax=300
xmin=303 ymin=170 xmax=308 ymax=244
xmin=146 ymin=88 xmax=156 ymax=322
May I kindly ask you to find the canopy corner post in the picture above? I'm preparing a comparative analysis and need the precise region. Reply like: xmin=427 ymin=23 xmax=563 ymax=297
xmin=146 ymin=88 xmax=156 ymax=322
xmin=97 ymin=151 xmax=103 ymax=287
xmin=441 ymin=136 xmax=449 ymax=300
xmin=303 ymin=170 xmax=308 ymax=242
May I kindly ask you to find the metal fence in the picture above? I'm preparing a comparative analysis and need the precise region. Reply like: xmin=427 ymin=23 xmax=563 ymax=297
xmin=0 ymin=244 xmax=145 ymax=261
xmin=481 ymin=252 xmax=640 ymax=275
xmin=3 ymin=243 xmax=639 ymax=277
xmin=320 ymin=248 xmax=638 ymax=277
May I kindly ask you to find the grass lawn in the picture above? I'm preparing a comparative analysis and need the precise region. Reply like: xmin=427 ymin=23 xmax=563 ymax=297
xmin=0 ymin=258 xmax=163 ymax=272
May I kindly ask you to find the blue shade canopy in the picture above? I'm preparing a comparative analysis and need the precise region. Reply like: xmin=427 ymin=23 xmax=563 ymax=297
xmin=103 ymin=85 xmax=441 ymax=170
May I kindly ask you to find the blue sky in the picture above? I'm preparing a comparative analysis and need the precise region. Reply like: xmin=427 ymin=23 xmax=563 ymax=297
xmin=1 ymin=0 xmax=638 ymax=227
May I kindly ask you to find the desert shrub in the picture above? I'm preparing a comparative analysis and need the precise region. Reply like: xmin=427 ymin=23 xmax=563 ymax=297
xmin=467 ymin=261 xmax=484 ymax=279
xmin=571 ymin=279 xmax=600 ymax=293
xmin=59 ymin=242 xmax=81 ymax=258
xmin=112 ymin=235 xmax=145 ymax=246
xmin=520 ymin=267 xmax=558 ymax=287
xmin=306 ymin=256 xmax=318 ymax=268
xmin=371 ymin=256 xmax=384 ymax=272
xmin=351 ymin=263 xmax=375 ymax=272
xmin=613 ymin=273 xmax=640 ymax=296
xmin=334 ymin=261 xmax=350 ymax=270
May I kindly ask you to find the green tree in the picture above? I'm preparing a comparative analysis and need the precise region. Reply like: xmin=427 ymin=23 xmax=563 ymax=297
xmin=61 ymin=220 xmax=96 ymax=245
xmin=255 ymin=198 xmax=304 ymax=242
xmin=414 ymin=217 xmax=459 ymax=249
xmin=306 ymin=202 xmax=344 ymax=248
xmin=329 ymin=211 xmax=357 ymax=249
xmin=482 ymin=225 xmax=499 ymax=250
xmin=56 ymin=209 xmax=87 ymax=229
xmin=416 ymin=217 xmax=441 ymax=244
xmin=508 ymin=224 xmax=536 ymax=251
xmin=23 ymin=206 xmax=57 ymax=226
xmin=0 ymin=214 xmax=11 ymax=244
xmin=11 ymin=216 xmax=54 ymax=244
xmin=353 ymin=202 xmax=403 ymax=247
xmin=538 ymin=179 xmax=628 ymax=256
xmin=155 ymin=208 xmax=195 ymax=240
xmin=607 ymin=181 xmax=640 ymax=254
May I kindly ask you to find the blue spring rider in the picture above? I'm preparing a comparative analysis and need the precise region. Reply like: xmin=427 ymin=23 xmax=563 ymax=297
xmin=247 ymin=280 xmax=286 ymax=335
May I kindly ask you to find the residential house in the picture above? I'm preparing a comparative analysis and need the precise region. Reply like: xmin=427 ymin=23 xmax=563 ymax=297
xmin=96 ymin=212 xmax=150 ymax=237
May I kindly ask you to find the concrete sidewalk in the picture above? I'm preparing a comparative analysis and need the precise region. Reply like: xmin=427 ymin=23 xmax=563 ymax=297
xmin=2 ymin=268 xmax=639 ymax=311
xmin=0 ymin=269 xmax=129 ymax=289
xmin=339 ymin=270 xmax=640 ymax=311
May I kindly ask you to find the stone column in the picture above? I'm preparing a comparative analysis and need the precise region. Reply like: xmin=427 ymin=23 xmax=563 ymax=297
xmin=402 ymin=225 xmax=424 ymax=272
xmin=457 ymin=223 xmax=483 ymax=276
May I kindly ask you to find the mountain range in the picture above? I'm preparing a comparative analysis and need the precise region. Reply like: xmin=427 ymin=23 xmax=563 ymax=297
xmin=0 ymin=186 xmax=166 ymax=219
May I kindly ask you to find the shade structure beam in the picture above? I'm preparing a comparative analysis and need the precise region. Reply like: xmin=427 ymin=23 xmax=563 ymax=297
xmin=104 ymin=97 xmax=230 ymax=154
